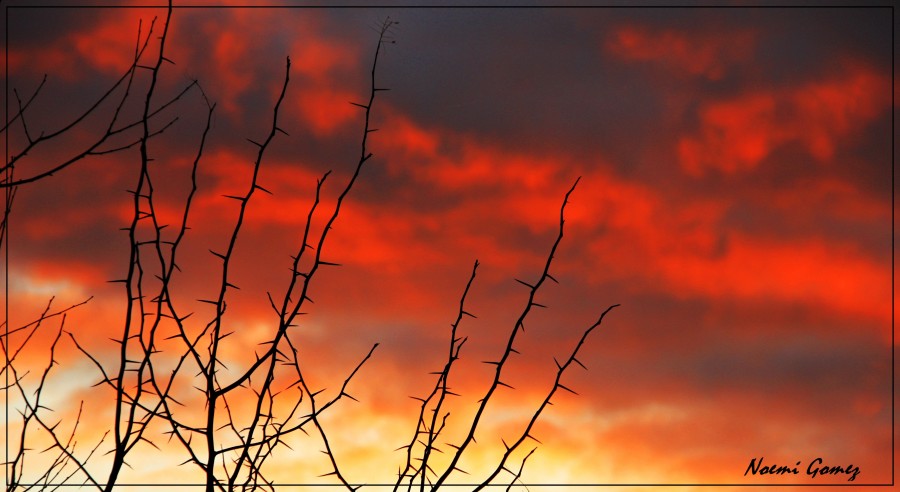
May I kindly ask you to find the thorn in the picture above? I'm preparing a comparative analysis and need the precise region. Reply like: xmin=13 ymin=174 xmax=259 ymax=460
xmin=246 ymin=138 xmax=263 ymax=147
xmin=515 ymin=278 xmax=534 ymax=289
xmin=349 ymin=102 xmax=368 ymax=109
xmin=557 ymin=383 xmax=579 ymax=396
xmin=526 ymin=433 xmax=543 ymax=445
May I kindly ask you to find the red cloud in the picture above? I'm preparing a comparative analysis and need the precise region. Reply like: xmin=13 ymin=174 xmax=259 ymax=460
xmin=605 ymin=24 xmax=756 ymax=80
xmin=766 ymin=177 xmax=890 ymax=224
xmin=379 ymin=110 xmax=569 ymax=195
xmin=296 ymin=87 xmax=361 ymax=136
xmin=678 ymin=64 xmax=890 ymax=176
xmin=381 ymin=113 xmax=441 ymax=157
xmin=72 ymin=12 xmax=153 ymax=74
xmin=291 ymin=36 xmax=360 ymax=83
xmin=8 ymin=8 xmax=160 ymax=80
xmin=286 ymin=21 xmax=366 ymax=136
xmin=374 ymin=109 xmax=889 ymax=326
xmin=562 ymin=172 xmax=890 ymax=327
xmin=657 ymin=233 xmax=889 ymax=324
xmin=187 ymin=148 xmax=332 ymax=231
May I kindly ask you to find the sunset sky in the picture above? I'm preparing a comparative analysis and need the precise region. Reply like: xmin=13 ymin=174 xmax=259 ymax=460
xmin=2 ymin=3 xmax=894 ymax=490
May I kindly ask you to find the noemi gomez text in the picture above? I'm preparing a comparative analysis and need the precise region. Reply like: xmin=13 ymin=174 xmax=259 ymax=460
xmin=745 ymin=457 xmax=860 ymax=482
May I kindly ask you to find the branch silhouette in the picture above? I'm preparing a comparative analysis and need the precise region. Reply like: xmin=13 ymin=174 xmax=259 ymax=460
xmin=392 ymin=180 xmax=619 ymax=492
xmin=2 ymin=299 xmax=104 ymax=490
xmin=4 ymin=6 xmax=616 ymax=491
xmin=1 ymin=13 xmax=198 ymax=189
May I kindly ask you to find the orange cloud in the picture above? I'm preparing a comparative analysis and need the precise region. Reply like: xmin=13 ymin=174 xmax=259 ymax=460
xmin=605 ymin=24 xmax=756 ymax=80
xmin=678 ymin=64 xmax=890 ymax=176
xmin=595 ymin=390 xmax=890 ymax=485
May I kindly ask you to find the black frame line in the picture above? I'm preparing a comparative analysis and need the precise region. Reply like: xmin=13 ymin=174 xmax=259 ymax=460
xmin=2 ymin=3 xmax=894 ymax=489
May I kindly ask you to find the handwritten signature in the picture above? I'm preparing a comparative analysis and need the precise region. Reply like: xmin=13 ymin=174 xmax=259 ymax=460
xmin=745 ymin=457 xmax=860 ymax=482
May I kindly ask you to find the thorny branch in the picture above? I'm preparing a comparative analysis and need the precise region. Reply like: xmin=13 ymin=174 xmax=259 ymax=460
xmin=394 ymin=179 xmax=618 ymax=492
xmin=2 ymin=301 xmax=105 ymax=491
xmin=1 ymin=13 xmax=197 ymax=189
xmin=67 ymin=12 xmax=399 ymax=492
xmin=2 ymin=28 xmax=197 ymax=488
xmin=212 ymin=17 xmax=397 ymax=490
xmin=4 ymin=5 xmax=618 ymax=490
xmin=96 ymin=4 xmax=180 ymax=490
xmin=394 ymin=261 xmax=478 ymax=490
